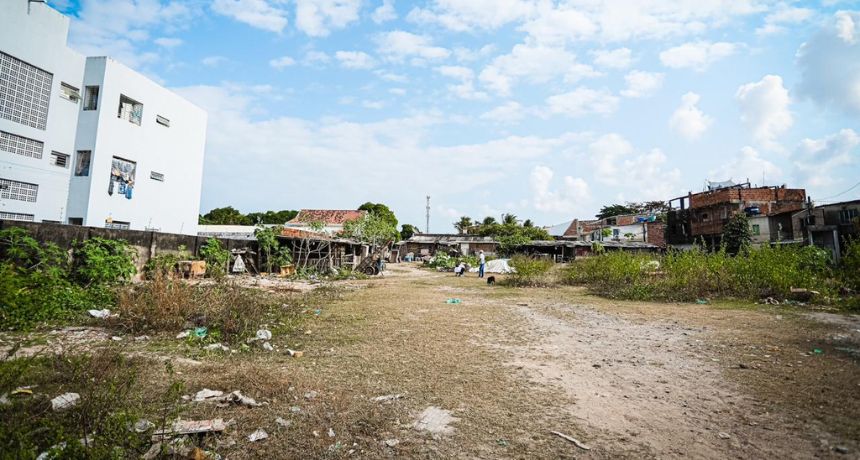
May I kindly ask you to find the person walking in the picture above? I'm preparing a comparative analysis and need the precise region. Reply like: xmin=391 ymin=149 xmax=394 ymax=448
xmin=478 ymin=250 xmax=486 ymax=278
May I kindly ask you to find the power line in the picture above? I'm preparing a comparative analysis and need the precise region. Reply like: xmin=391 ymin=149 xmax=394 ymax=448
xmin=817 ymin=180 xmax=860 ymax=201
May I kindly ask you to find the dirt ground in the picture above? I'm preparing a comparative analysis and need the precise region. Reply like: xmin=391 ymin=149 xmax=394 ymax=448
xmin=5 ymin=263 xmax=860 ymax=459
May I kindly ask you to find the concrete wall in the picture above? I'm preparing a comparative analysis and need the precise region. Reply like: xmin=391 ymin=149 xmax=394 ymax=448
xmin=0 ymin=0 xmax=85 ymax=222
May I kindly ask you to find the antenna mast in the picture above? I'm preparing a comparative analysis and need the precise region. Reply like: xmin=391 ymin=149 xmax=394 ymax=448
xmin=425 ymin=196 xmax=430 ymax=234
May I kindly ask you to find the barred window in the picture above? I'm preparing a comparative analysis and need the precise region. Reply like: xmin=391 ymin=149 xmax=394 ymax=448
xmin=0 ymin=178 xmax=38 ymax=202
xmin=0 ymin=130 xmax=43 ymax=159
xmin=105 ymin=220 xmax=130 ymax=230
xmin=150 ymin=171 xmax=164 ymax=181
xmin=51 ymin=151 xmax=69 ymax=168
xmin=0 ymin=211 xmax=34 ymax=222
xmin=0 ymin=52 xmax=53 ymax=130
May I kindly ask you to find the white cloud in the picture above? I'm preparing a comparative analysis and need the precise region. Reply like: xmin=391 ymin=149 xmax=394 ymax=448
xmin=588 ymin=133 xmax=633 ymax=184
xmin=436 ymin=66 xmax=487 ymax=99
xmin=519 ymin=5 xmax=597 ymax=45
xmin=202 ymin=56 xmax=228 ymax=67
xmin=669 ymin=92 xmax=713 ymax=140
xmin=436 ymin=65 xmax=474 ymax=80
xmin=389 ymin=88 xmax=406 ymax=96
xmin=591 ymin=48 xmax=633 ymax=69
xmin=479 ymin=44 xmax=599 ymax=96
xmin=711 ymin=146 xmax=782 ymax=183
xmin=546 ymin=88 xmax=619 ymax=118
xmin=793 ymin=129 xmax=859 ymax=187
xmin=362 ymin=100 xmax=385 ymax=109
xmin=335 ymin=51 xmax=376 ymax=69
xmin=530 ymin=165 xmax=591 ymax=214
xmin=371 ymin=0 xmax=397 ymax=24
xmin=154 ymin=37 xmax=182 ymax=48
xmin=620 ymin=70 xmax=664 ymax=98
xmin=587 ymin=133 xmax=680 ymax=198
xmin=480 ymin=101 xmax=526 ymax=124
xmin=295 ymin=0 xmax=361 ymax=37
xmin=376 ymin=30 xmax=451 ymax=64
xmin=736 ymin=75 xmax=793 ymax=150
xmin=303 ymin=50 xmax=332 ymax=66
xmin=406 ymin=0 xmax=536 ymax=32
xmin=269 ymin=55 xmax=296 ymax=69
xmin=756 ymin=6 xmax=813 ymax=36
xmin=797 ymin=11 xmax=860 ymax=116
xmin=212 ymin=0 xmax=288 ymax=33
xmin=659 ymin=41 xmax=737 ymax=71
xmin=375 ymin=70 xmax=408 ymax=82
xmin=453 ymin=44 xmax=497 ymax=62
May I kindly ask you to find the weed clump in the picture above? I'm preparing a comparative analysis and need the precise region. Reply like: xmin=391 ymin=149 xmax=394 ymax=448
xmin=506 ymin=256 xmax=555 ymax=287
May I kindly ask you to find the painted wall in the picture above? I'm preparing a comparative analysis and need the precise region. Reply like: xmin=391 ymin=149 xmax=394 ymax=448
xmin=0 ymin=1 xmax=84 ymax=221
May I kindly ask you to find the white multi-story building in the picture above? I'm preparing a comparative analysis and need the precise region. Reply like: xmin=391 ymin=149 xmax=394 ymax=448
xmin=0 ymin=0 xmax=206 ymax=234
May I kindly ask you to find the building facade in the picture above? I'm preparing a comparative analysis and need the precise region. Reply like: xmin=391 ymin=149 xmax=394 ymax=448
xmin=792 ymin=200 xmax=860 ymax=261
xmin=0 ymin=1 xmax=206 ymax=234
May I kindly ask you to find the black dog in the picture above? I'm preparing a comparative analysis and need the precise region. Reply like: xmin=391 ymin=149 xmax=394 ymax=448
xmin=486 ymin=276 xmax=496 ymax=285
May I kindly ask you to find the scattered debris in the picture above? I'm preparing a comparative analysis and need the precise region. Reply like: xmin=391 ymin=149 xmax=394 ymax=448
xmin=413 ymin=406 xmax=458 ymax=436
xmin=11 ymin=386 xmax=34 ymax=396
xmin=248 ymin=429 xmax=268 ymax=442
xmin=176 ymin=331 xmax=190 ymax=339
xmin=290 ymin=406 xmax=302 ymax=413
xmin=275 ymin=417 xmax=291 ymax=428
xmin=834 ymin=446 xmax=850 ymax=454
xmin=287 ymin=349 xmax=304 ymax=358
xmin=194 ymin=389 xmax=224 ymax=401
xmin=194 ymin=327 xmax=208 ymax=338
xmin=88 ymin=309 xmax=113 ymax=319
xmin=718 ymin=432 xmax=731 ymax=439
xmin=328 ymin=428 xmax=336 ymax=438
xmin=51 ymin=393 xmax=80 ymax=411
xmin=203 ymin=343 xmax=230 ymax=352
xmin=497 ymin=438 xmax=509 ymax=447
xmin=154 ymin=419 xmax=226 ymax=437
xmin=813 ymin=348 xmax=824 ymax=354
xmin=134 ymin=419 xmax=155 ymax=433
xmin=550 ymin=431 xmax=590 ymax=450
xmin=256 ymin=329 xmax=272 ymax=341
xmin=304 ymin=390 xmax=318 ymax=401
xmin=384 ymin=439 xmax=399 ymax=447
xmin=262 ymin=342 xmax=274 ymax=351
xmin=516 ymin=303 xmax=529 ymax=306
xmin=372 ymin=394 xmax=403 ymax=403
xmin=193 ymin=389 xmax=263 ymax=407
xmin=134 ymin=335 xmax=150 ymax=341
xmin=445 ymin=298 xmax=462 ymax=304
xmin=695 ymin=299 xmax=709 ymax=305
xmin=111 ymin=336 xmax=123 ymax=341
xmin=738 ymin=363 xmax=750 ymax=369
xmin=763 ymin=297 xmax=780 ymax=305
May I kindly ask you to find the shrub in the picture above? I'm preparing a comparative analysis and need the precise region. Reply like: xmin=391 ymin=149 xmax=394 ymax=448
xmin=72 ymin=237 xmax=137 ymax=286
xmin=507 ymin=255 xmax=555 ymax=287
xmin=199 ymin=237 xmax=230 ymax=277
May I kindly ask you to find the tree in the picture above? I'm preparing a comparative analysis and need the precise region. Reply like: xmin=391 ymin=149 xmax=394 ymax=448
xmin=595 ymin=204 xmax=636 ymax=220
xmin=400 ymin=224 xmax=418 ymax=240
xmin=254 ymin=225 xmax=292 ymax=274
xmin=523 ymin=219 xmax=534 ymax=228
xmin=342 ymin=213 xmax=399 ymax=248
xmin=501 ymin=213 xmax=518 ymax=225
xmin=722 ymin=212 xmax=752 ymax=254
xmin=199 ymin=206 xmax=250 ymax=225
xmin=453 ymin=216 xmax=473 ymax=234
xmin=246 ymin=210 xmax=298 ymax=225
xmin=358 ymin=202 xmax=398 ymax=230
xmin=481 ymin=216 xmax=497 ymax=226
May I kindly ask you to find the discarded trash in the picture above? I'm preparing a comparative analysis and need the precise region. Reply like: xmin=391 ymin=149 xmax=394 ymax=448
xmin=11 ymin=387 xmax=34 ymax=396
xmin=194 ymin=389 xmax=224 ymax=401
xmin=262 ymin=342 xmax=274 ymax=351
xmin=304 ymin=390 xmax=318 ymax=401
xmin=111 ymin=336 xmax=123 ymax=341
xmin=194 ymin=327 xmax=208 ymax=338
xmin=718 ymin=432 xmax=731 ymax=439
xmin=695 ymin=299 xmax=708 ymax=305
xmin=275 ymin=417 xmax=291 ymax=428
xmin=384 ymin=439 xmax=399 ymax=447
xmin=287 ymin=349 xmax=304 ymax=358
xmin=313 ymin=309 xmax=322 ymax=316
xmin=813 ymin=348 xmax=823 ymax=354
xmin=51 ymin=393 xmax=80 ymax=411
xmin=290 ymin=406 xmax=302 ymax=413
xmin=372 ymin=394 xmax=403 ymax=403
xmin=134 ymin=419 xmax=155 ymax=433
xmin=176 ymin=331 xmax=190 ymax=339
xmin=134 ymin=335 xmax=150 ymax=341
xmin=203 ymin=343 xmax=230 ymax=352
xmin=413 ymin=406 xmax=458 ymax=435
xmin=256 ymin=329 xmax=272 ymax=341
xmin=226 ymin=390 xmax=263 ymax=407
xmin=497 ymin=438 xmax=509 ymax=447
xmin=88 ymin=309 xmax=112 ymax=319
xmin=328 ymin=428 xmax=336 ymax=438
xmin=154 ymin=418 xmax=226 ymax=437
xmin=248 ymin=429 xmax=268 ymax=442
xmin=550 ymin=431 xmax=590 ymax=450
xmin=763 ymin=297 xmax=780 ymax=305
xmin=445 ymin=298 xmax=462 ymax=304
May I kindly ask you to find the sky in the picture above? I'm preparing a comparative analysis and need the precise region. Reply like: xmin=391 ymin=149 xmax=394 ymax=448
xmin=49 ymin=0 xmax=860 ymax=232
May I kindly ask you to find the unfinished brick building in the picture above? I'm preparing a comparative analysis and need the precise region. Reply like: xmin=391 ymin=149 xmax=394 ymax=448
xmin=667 ymin=183 xmax=806 ymax=247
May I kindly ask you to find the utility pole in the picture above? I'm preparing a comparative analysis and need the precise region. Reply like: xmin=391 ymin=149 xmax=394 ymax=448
xmin=425 ymin=196 xmax=430 ymax=234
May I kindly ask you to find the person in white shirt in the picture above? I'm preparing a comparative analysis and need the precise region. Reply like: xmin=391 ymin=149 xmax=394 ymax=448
xmin=478 ymin=250 xmax=486 ymax=278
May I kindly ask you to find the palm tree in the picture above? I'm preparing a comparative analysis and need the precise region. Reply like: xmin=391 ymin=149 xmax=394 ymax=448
xmin=481 ymin=216 xmax=497 ymax=226
xmin=453 ymin=216 xmax=473 ymax=234
xmin=502 ymin=213 xmax=518 ymax=225
xmin=523 ymin=219 xmax=534 ymax=228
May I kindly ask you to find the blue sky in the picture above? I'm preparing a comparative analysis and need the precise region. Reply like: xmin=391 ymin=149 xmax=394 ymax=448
xmin=50 ymin=0 xmax=860 ymax=231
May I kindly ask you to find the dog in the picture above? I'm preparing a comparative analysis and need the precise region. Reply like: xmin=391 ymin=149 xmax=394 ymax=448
xmin=486 ymin=276 xmax=496 ymax=285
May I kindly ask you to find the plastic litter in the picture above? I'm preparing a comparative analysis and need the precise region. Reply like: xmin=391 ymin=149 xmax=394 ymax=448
xmin=255 ymin=329 xmax=272 ymax=341
xmin=445 ymin=298 xmax=462 ymax=304
xmin=695 ymin=299 xmax=708 ymax=305
xmin=262 ymin=342 xmax=274 ymax=351
xmin=194 ymin=389 xmax=224 ymax=401
xmin=813 ymin=348 xmax=823 ymax=354
xmin=154 ymin=418 xmax=226 ymax=437
xmin=51 ymin=392 xmax=80 ymax=411
xmin=88 ymin=309 xmax=112 ymax=319
xmin=248 ymin=429 xmax=268 ymax=442
xmin=194 ymin=327 xmax=208 ymax=338
xmin=176 ymin=331 xmax=190 ymax=339
xmin=203 ymin=343 xmax=229 ymax=352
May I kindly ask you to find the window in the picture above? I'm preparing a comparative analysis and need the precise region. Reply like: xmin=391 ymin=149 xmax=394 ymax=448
xmin=68 ymin=217 xmax=83 ymax=225
xmin=701 ymin=213 xmax=710 ymax=222
xmin=156 ymin=115 xmax=170 ymax=127
xmin=74 ymin=150 xmax=91 ymax=176
xmin=117 ymin=95 xmax=143 ymax=125
xmin=150 ymin=171 xmax=164 ymax=182
xmin=105 ymin=220 xmax=130 ymax=230
xmin=612 ymin=229 xmax=620 ymax=239
xmin=751 ymin=224 xmax=761 ymax=235
xmin=840 ymin=209 xmax=859 ymax=224
xmin=0 ymin=130 xmax=43 ymax=159
xmin=60 ymin=82 xmax=80 ymax=102
xmin=109 ymin=156 xmax=136 ymax=199
xmin=0 ymin=211 xmax=34 ymax=222
xmin=84 ymin=86 xmax=99 ymax=110
xmin=0 ymin=178 xmax=38 ymax=202
xmin=51 ymin=151 xmax=69 ymax=168
xmin=0 ymin=52 xmax=53 ymax=130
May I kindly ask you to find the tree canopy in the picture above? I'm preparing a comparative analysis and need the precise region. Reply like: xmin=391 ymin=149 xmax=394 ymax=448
xmin=722 ymin=213 xmax=752 ymax=254
xmin=595 ymin=201 xmax=669 ymax=220
xmin=453 ymin=216 xmax=473 ymax=234
xmin=400 ymin=224 xmax=418 ymax=240
xmin=358 ymin=202 xmax=398 ymax=230
xmin=342 ymin=212 xmax=399 ymax=247
xmin=199 ymin=207 xmax=298 ymax=225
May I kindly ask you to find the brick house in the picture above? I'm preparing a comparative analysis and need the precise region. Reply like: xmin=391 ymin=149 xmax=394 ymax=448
xmin=792 ymin=199 xmax=860 ymax=260
xmin=555 ymin=214 xmax=666 ymax=247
